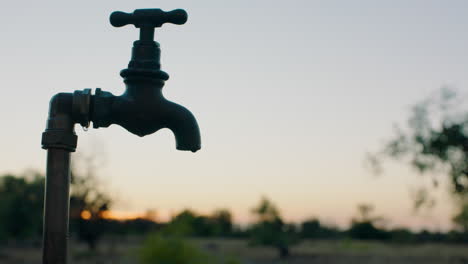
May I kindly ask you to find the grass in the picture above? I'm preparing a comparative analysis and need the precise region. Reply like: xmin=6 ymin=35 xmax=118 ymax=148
xmin=1 ymin=237 xmax=467 ymax=264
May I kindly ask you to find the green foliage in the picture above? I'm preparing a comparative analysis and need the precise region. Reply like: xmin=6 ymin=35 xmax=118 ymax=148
xmin=249 ymin=197 xmax=299 ymax=258
xmin=348 ymin=222 xmax=390 ymax=240
xmin=0 ymin=166 xmax=112 ymax=249
xmin=138 ymin=234 xmax=211 ymax=264
xmin=138 ymin=219 xmax=240 ymax=264
xmin=0 ymin=172 xmax=44 ymax=241
xmin=211 ymin=209 xmax=233 ymax=236
xmin=372 ymin=88 xmax=468 ymax=195
xmin=168 ymin=208 xmax=234 ymax=237
xmin=388 ymin=228 xmax=415 ymax=243
xmin=349 ymin=203 xmax=389 ymax=240
xmin=353 ymin=204 xmax=384 ymax=224
xmin=301 ymin=219 xmax=321 ymax=238
xmin=69 ymin=155 xmax=112 ymax=250
xmin=70 ymin=171 xmax=111 ymax=219
xmin=164 ymin=212 xmax=197 ymax=237
xmin=453 ymin=197 xmax=468 ymax=232
xmin=251 ymin=197 xmax=280 ymax=222
xmin=301 ymin=218 xmax=341 ymax=239
xmin=371 ymin=88 xmax=468 ymax=233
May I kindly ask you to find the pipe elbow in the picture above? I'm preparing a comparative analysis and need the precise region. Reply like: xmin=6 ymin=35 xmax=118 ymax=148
xmin=164 ymin=101 xmax=201 ymax=152
xmin=48 ymin=93 xmax=73 ymax=119
xmin=46 ymin=93 xmax=74 ymax=131
xmin=42 ymin=92 xmax=77 ymax=151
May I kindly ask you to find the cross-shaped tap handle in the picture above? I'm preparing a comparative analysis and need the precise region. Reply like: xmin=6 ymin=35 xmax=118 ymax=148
xmin=110 ymin=8 xmax=188 ymax=28
xmin=110 ymin=9 xmax=188 ymax=41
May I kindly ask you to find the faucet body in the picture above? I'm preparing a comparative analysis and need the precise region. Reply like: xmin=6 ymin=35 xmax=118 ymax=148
xmin=41 ymin=9 xmax=200 ymax=264
xmin=92 ymin=71 xmax=200 ymax=152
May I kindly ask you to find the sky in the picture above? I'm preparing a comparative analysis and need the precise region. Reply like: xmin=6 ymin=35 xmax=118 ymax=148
xmin=1 ymin=0 xmax=468 ymax=230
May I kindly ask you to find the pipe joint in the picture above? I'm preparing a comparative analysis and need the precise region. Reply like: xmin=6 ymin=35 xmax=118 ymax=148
xmin=72 ymin=89 xmax=92 ymax=128
xmin=92 ymin=88 xmax=116 ymax=128
xmin=41 ymin=89 xmax=92 ymax=152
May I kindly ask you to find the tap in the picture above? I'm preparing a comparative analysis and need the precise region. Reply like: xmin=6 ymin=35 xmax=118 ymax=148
xmin=92 ymin=9 xmax=201 ymax=152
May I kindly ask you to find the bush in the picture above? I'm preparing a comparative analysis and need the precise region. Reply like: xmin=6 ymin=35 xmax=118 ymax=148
xmin=138 ymin=219 xmax=240 ymax=264
xmin=348 ymin=222 xmax=390 ymax=240
xmin=138 ymin=234 xmax=210 ymax=264
xmin=249 ymin=197 xmax=300 ymax=258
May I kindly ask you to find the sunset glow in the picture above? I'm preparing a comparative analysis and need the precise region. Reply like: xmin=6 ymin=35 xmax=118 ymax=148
xmin=100 ymin=210 xmax=159 ymax=221
xmin=80 ymin=210 xmax=91 ymax=220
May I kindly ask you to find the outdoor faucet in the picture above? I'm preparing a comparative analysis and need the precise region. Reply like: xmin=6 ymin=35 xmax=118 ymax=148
xmin=40 ymin=9 xmax=200 ymax=264
xmin=95 ymin=9 xmax=201 ymax=151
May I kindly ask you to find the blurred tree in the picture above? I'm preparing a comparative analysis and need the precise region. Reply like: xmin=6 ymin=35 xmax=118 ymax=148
xmin=139 ymin=218 xmax=240 ymax=264
xmin=0 ymin=172 xmax=44 ymax=241
xmin=69 ymin=171 xmax=111 ymax=250
xmin=139 ymin=233 xmax=211 ymax=264
xmin=170 ymin=209 xmax=198 ymax=236
xmin=370 ymin=88 xmax=468 ymax=232
xmin=210 ymin=209 xmax=233 ymax=237
xmin=300 ymin=218 xmax=342 ymax=239
xmin=169 ymin=208 xmax=234 ymax=237
xmin=348 ymin=203 xmax=389 ymax=240
xmin=452 ymin=196 xmax=468 ymax=232
xmin=69 ymin=153 xmax=112 ymax=250
xmin=370 ymin=88 xmax=468 ymax=197
xmin=301 ymin=219 xmax=321 ymax=238
xmin=388 ymin=228 xmax=414 ymax=243
xmin=354 ymin=204 xmax=384 ymax=223
xmin=249 ymin=197 xmax=299 ymax=258
xmin=0 ymin=165 xmax=112 ymax=249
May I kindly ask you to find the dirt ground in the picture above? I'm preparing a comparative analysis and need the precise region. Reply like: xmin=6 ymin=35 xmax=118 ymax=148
xmin=1 ymin=237 xmax=468 ymax=264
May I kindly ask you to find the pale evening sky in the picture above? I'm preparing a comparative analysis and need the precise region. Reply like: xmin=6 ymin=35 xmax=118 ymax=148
xmin=1 ymin=0 xmax=468 ymax=230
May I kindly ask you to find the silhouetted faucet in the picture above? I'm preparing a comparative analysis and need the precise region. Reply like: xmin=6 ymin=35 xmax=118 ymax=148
xmin=94 ymin=9 xmax=201 ymax=151
xmin=40 ymin=9 xmax=200 ymax=264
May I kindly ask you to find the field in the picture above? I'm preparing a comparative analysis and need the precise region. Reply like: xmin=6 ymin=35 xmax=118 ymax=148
xmin=1 ymin=237 xmax=468 ymax=264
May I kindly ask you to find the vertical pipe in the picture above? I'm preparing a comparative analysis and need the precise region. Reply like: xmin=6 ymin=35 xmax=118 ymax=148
xmin=42 ymin=148 xmax=71 ymax=264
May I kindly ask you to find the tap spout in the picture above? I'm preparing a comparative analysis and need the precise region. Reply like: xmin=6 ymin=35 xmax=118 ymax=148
xmin=163 ymin=100 xmax=201 ymax=152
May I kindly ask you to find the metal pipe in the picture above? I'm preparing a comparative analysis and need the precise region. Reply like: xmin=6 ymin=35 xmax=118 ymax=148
xmin=42 ymin=149 xmax=71 ymax=264
xmin=41 ymin=92 xmax=78 ymax=264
